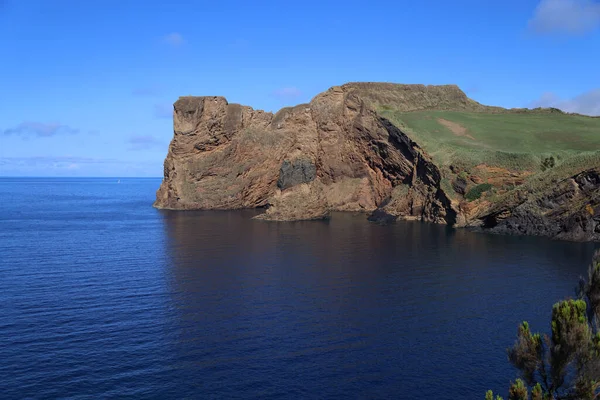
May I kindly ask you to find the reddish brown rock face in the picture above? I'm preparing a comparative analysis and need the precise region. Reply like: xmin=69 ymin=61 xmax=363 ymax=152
xmin=154 ymin=83 xmax=458 ymax=224
xmin=153 ymin=82 xmax=600 ymax=241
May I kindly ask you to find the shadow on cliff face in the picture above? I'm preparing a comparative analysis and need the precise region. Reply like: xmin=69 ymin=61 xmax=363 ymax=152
xmin=473 ymin=168 xmax=600 ymax=241
xmin=370 ymin=116 xmax=458 ymax=226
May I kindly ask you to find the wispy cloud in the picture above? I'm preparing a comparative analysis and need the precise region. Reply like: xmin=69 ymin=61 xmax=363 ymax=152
xmin=153 ymin=103 xmax=173 ymax=119
xmin=127 ymin=135 xmax=166 ymax=151
xmin=529 ymin=88 xmax=600 ymax=116
xmin=162 ymin=32 xmax=184 ymax=47
xmin=529 ymin=0 xmax=600 ymax=35
xmin=0 ymin=156 xmax=120 ymax=167
xmin=464 ymin=85 xmax=480 ymax=94
xmin=272 ymin=87 xmax=302 ymax=99
xmin=0 ymin=156 xmax=162 ymax=177
xmin=132 ymin=86 xmax=164 ymax=97
xmin=3 ymin=122 xmax=79 ymax=137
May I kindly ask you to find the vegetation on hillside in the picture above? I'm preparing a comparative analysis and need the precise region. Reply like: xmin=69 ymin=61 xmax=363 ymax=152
xmin=486 ymin=252 xmax=600 ymax=400
xmin=380 ymin=109 xmax=600 ymax=172
xmin=465 ymin=183 xmax=493 ymax=201
xmin=379 ymin=108 xmax=600 ymax=206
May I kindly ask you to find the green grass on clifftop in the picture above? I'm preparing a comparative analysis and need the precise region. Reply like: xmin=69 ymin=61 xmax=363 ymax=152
xmin=380 ymin=109 xmax=600 ymax=173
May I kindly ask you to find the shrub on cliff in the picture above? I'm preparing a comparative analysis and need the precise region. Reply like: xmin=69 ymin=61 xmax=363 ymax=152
xmin=486 ymin=251 xmax=600 ymax=399
xmin=465 ymin=183 xmax=492 ymax=201
xmin=541 ymin=156 xmax=556 ymax=171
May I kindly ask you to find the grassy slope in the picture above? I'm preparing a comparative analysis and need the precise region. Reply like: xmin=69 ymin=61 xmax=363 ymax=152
xmin=380 ymin=110 xmax=600 ymax=170
xmin=379 ymin=109 xmax=600 ymax=202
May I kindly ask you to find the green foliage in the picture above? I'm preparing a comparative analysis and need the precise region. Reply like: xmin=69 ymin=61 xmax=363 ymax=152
xmin=379 ymin=109 xmax=600 ymax=206
xmin=485 ymin=390 xmax=504 ymax=400
xmin=508 ymin=379 xmax=528 ymax=400
xmin=488 ymin=150 xmax=600 ymax=209
xmin=382 ymin=110 xmax=600 ymax=163
xmin=550 ymin=299 xmax=588 ymax=344
xmin=508 ymin=321 xmax=543 ymax=386
xmin=531 ymin=383 xmax=542 ymax=400
xmin=549 ymin=299 xmax=590 ymax=391
xmin=465 ymin=183 xmax=493 ymax=201
xmin=490 ymin=252 xmax=600 ymax=399
xmin=579 ymin=251 xmax=600 ymax=335
xmin=540 ymin=156 xmax=555 ymax=171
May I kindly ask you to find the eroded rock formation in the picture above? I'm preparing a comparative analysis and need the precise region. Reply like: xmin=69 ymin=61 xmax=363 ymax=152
xmin=154 ymin=82 xmax=600 ymax=241
xmin=154 ymin=83 xmax=458 ymax=224
xmin=469 ymin=168 xmax=600 ymax=241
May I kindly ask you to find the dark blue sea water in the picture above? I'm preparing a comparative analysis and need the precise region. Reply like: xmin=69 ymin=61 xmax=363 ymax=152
xmin=1 ymin=177 xmax=598 ymax=399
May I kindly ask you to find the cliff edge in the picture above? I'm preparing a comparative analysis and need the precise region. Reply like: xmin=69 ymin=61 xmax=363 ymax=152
xmin=155 ymin=82 xmax=600 ymax=241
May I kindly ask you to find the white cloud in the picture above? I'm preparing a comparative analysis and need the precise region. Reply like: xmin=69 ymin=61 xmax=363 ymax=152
xmin=3 ymin=122 xmax=79 ymax=137
xmin=0 ymin=156 xmax=119 ymax=167
xmin=153 ymin=103 xmax=173 ymax=119
xmin=162 ymin=32 xmax=184 ymax=46
xmin=529 ymin=88 xmax=600 ymax=115
xmin=0 ymin=156 xmax=162 ymax=177
xmin=132 ymin=86 xmax=164 ymax=97
xmin=272 ymin=87 xmax=302 ymax=99
xmin=127 ymin=135 xmax=166 ymax=151
xmin=529 ymin=0 xmax=600 ymax=35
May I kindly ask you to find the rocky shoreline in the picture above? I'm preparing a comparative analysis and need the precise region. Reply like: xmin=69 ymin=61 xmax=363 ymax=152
xmin=154 ymin=83 xmax=600 ymax=241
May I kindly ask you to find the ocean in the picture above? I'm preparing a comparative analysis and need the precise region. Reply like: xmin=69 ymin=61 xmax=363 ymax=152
xmin=0 ymin=177 xmax=597 ymax=399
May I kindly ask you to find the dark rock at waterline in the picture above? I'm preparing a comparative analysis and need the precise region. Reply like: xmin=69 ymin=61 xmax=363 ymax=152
xmin=368 ymin=209 xmax=398 ymax=224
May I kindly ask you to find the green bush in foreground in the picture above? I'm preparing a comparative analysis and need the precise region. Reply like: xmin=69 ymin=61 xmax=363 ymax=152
xmin=466 ymin=183 xmax=493 ymax=201
xmin=541 ymin=156 xmax=556 ymax=171
xmin=486 ymin=251 xmax=600 ymax=399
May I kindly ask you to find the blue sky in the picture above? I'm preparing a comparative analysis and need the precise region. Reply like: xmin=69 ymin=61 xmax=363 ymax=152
xmin=1 ymin=0 xmax=599 ymax=177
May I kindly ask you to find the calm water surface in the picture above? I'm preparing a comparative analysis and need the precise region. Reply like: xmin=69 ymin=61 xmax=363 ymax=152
xmin=0 ymin=178 xmax=598 ymax=399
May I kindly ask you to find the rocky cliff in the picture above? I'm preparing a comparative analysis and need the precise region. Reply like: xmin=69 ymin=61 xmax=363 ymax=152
xmin=154 ymin=82 xmax=600 ymax=241
xmin=468 ymin=168 xmax=600 ymax=241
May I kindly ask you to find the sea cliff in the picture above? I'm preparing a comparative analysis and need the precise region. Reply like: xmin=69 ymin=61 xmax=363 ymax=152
xmin=155 ymin=82 xmax=600 ymax=241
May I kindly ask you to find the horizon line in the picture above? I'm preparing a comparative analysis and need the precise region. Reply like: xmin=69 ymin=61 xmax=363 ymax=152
xmin=0 ymin=176 xmax=164 ymax=179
